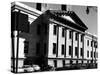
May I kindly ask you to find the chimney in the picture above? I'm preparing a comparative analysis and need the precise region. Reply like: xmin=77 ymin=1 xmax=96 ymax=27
xmin=36 ymin=3 xmax=42 ymax=11
xmin=61 ymin=4 xmax=66 ymax=11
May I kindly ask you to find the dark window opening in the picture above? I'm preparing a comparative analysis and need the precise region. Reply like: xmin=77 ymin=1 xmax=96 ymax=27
xmin=24 ymin=41 xmax=29 ymax=54
xmin=75 ymin=33 xmax=78 ymax=41
xmin=80 ymin=48 xmax=83 ymax=57
xmin=91 ymin=51 xmax=93 ymax=58
xmin=94 ymin=42 xmax=97 ymax=48
xmin=87 ymin=51 xmax=89 ymax=57
xmin=62 ymin=28 xmax=65 ymax=37
xmin=70 ymin=60 xmax=73 ymax=64
xmin=53 ymin=25 xmax=57 ymax=35
xmin=76 ymin=60 xmax=78 ymax=64
xmin=63 ymin=60 xmax=65 ymax=67
xmin=62 ymin=44 xmax=65 ymax=55
xmin=75 ymin=47 xmax=78 ymax=56
xmin=91 ymin=41 xmax=93 ymax=47
xmin=53 ymin=43 xmax=56 ymax=54
xmin=81 ymin=35 xmax=83 ymax=42
xmin=36 ymin=3 xmax=41 ymax=11
xmin=44 ymin=43 xmax=46 ymax=55
xmin=36 ymin=42 xmax=40 ymax=55
xmin=94 ymin=52 xmax=96 ymax=58
xmin=87 ymin=40 xmax=89 ymax=46
xmin=61 ymin=5 xmax=66 ymax=11
xmin=69 ymin=31 xmax=72 ymax=39
xmin=69 ymin=46 xmax=71 ymax=55
xmin=54 ymin=60 xmax=57 ymax=67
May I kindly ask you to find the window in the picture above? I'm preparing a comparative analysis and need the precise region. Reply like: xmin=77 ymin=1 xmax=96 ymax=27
xmin=53 ymin=43 xmax=56 ymax=54
xmin=75 ymin=47 xmax=78 ymax=56
xmin=62 ymin=28 xmax=65 ymax=37
xmin=94 ymin=42 xmax=97 ymax=48
xmin=63 ymin=60 xmax=65 ymax=67
xmin=69 ymin=46 xmax=71 ymax=55
xmin=44 ymin=43 xmax=46 ymax=55
xmin=53 ymin=25 xmax=57 ymax=35
xmin=91 ymin=41 xmax=93 ymax=47
xmin=69 ymin=31 xmax=72 ymax=39
xmin=81 ymin=35 xmax=83 ymax=42
xmin=87 ymin=40 xmax=89 ymax=46
xmin=24 ymin=41 xmax=29 ymax=54
xmin=37 ymin=25 xmax=41 ymax=35
xmin=75 ymin=33 xmax=78 ymax=41
xmin=87 ymin=51 xmax=89 ymax=57
xmin=36 ymin=42 xmax=40 ymax=55
xmin=36 ymin=3 xmax=41 ymax=11
xmin=91 ymin=51 xmax=93 ymax=58
xmin=62 ymin=44 xmax=65 ymax=55
xmin=94 ymin=52 xmax=96 ymax=58
xmin=70 ymin=60 xmax=73 ymax=64
xmin=80 ymin=48 xmax=83 ymax=57
xmin=54 ymin=60 xmax=57 ymax=67
xmin=61 ymin=5 xmax=66 ymax=11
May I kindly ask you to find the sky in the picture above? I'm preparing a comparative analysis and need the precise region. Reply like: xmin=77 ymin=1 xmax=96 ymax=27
xmin=72 ymin=5 xmax=97 ymax=35
xmin=21 ymin=2 xmax=98 ymax=35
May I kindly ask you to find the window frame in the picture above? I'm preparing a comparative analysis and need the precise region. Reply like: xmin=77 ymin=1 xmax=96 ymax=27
xmin=53 ymin=25 xmax=57 ymax=35
xmin=24 ymin=41 xmax=29 ymax=54
xmin=53 ymin=43 xmax=56 ymax=54
xmin=75 ymin=47 xmax=78 ymax=56
xmin=62 ymin=28 xmax=65 ymax=37
xmin=69 ymin=46 xmax=71 ymax=55
xmin=69 ymin=31 xmax=72 ymax=39
xmin=61 ymin=44 xmax=65 ymax=55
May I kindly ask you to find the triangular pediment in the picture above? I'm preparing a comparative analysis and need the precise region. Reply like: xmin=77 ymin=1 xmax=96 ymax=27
xmin=61 ymin=15 xmax=76 ymax=24
xmin=45 ymin=10 xmax=88 ymax=31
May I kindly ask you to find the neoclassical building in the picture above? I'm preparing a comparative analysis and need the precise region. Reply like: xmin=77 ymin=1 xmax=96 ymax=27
xmin=11 ymin=2 xmax=98 ymax=73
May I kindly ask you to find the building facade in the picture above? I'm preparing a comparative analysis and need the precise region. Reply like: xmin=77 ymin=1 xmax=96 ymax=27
xmin=11 ymin=2 xmax=98 ymax=73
